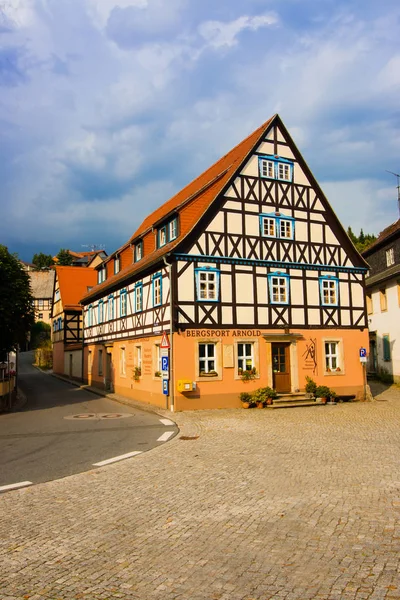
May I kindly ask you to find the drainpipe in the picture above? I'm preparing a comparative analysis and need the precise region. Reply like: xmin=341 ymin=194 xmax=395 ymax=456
xmin=163 ymin=255 xmax=174 ymax=412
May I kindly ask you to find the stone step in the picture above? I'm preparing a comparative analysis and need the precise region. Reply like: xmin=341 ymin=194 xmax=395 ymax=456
xmin=266 ymin=393 xmax=329 ymax=409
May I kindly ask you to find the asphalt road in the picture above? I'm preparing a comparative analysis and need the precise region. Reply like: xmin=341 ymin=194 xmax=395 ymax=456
xmin=0 ymin=352 xmax=178 ymax=489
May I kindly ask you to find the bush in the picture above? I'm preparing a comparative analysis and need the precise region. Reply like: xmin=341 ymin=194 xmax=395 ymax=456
xmin=305 ymin=376 xmax=317 ymax=397
xmin=315 ymin=385 xmax=331 ymax=399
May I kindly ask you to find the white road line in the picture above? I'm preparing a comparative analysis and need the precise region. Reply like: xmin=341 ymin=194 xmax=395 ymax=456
xmin=159 ymin=418 xmax=175 ymax=426
xmin=157 ymin=431 xmax=174 ymax=442
xmin=0 ymin=481 xmax=33 ymax=492
xmin=93 ymin=451 xmax=142 ymax=467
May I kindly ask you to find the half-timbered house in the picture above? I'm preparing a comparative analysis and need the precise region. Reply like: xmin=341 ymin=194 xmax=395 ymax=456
xmin=51 ymin=266 xmax=97 ymax=380
xmin=81 ymin=114 xmax=369 ymax=410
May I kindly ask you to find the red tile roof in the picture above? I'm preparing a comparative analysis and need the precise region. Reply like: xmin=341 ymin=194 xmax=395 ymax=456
xmin=82 ymin=116 xmax=274 ymax=302
xmin=362 ymin=219 xmax=400 ymax=256
xmin=56 ymin=266 xmax=97 ymax=310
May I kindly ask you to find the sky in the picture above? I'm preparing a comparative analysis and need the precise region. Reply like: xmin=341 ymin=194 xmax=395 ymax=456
xmin=1 ymin=0 xmax=399 ymax=262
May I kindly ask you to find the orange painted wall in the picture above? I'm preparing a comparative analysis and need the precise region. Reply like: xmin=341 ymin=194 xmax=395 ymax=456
xmin=53 ymin=341 xmax=65 ymax=375
xmin=83 ymin=328 xmax=368 ymax=411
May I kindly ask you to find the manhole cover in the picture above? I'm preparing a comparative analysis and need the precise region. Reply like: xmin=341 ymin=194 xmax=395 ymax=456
xmin=64 ymin=413 xmax=133 ymax=420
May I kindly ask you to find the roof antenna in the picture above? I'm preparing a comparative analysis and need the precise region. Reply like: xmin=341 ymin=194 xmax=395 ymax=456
xmin=386 ymin=170 xmax=400 ymax=218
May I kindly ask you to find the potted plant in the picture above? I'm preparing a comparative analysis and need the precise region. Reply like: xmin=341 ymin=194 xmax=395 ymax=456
xmin=253 ymin=386 xmax=277 ymax=407
xmin=263 ymin=386 xmax=278 ymax=406
xmin=154 ymin=371 xmax=161 ymax=378
xmin=305 ymin=376 xmax=317 ymax=399
xmin=133 ymin=366 xmax=142 ymax=381
xmin=240 ymin=392 xmax=253 ymax=409
xmin=315 ymin=385 xmax=331 ymax=404
xmin=240 ymin=367 xmax=256 ymax=382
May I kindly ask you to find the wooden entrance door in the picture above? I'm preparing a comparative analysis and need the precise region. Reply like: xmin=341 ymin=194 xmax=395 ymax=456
xmin=272 ymin=343 xmax=291 ymax=392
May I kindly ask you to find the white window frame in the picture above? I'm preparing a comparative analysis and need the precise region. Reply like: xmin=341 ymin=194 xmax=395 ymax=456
xmin=135 ymin=242 xmax=142 ymax=262
xmin=120 ymin=347 xmax=126 ymax=376
xmin=135 ymin=283 xmax=143 ymax=312
xmin=268 ymin=273 xmax=289 ymax=304
xmin=279 ymin=219 xmax=293 ymax=239
xmin=154 ymin=344 xmax=162 ymax=377
xmin=322 ymin=338 xmax=344 ymax=375
xmin=260 ymin=214 xmax=294 ymax=240
xmin=114 ymin=255 xmax=120 ymax=274
xmin=169 ymin=218 xmax=178 ymax=241
xmin=386 ymin=247 xmax=395 ymax=267
xmin=320 ymin=277 xmax=339 ymax=306
xmin=198 ymin=342 xmax=217 ymax=376
xmin=120 ymin=290 xmax=127 ymax=317
xmin=237 ymin=342 xmax=254 ymax=372
xmin=136 ymin=346 xmax=142 ymax=371
xmin=260 ymin=159 xmax=274 ymax=178
xmin=153 ymin=274 xmax=162 ymax=307
xmin=195 ymin=268 xmax=220 ymax=302
xmin=159 ymin=227 xmax=167 ymax=248
xmin=277 ymin=162 xmax=291 ymax=181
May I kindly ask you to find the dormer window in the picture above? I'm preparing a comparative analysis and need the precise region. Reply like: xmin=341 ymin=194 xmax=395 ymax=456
xmin=135 ymin=241 xmax=143 ymax=262
xmin=259 ymin=155 xmax=293 ymax=182
xmin=97 ymin=265 xmax=106 ymax=284
xmin=157 ymin=217 xmax=179 ymax=249
xmin=159 ymin=227 xmax=167 ymax=248
xmin=114 ymin=255 xmax=120 ymax=274
xmin=169 ymin=218 xmax=178 ymax=241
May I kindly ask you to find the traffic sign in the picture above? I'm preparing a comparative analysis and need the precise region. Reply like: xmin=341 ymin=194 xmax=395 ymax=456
xmin=162 ymin=379 xmax=169 ymax=395
xmin=359 ymin=348 xmax=367 ymax=357
xmin=160 ymin=332 xmax=170 ymax=349
xmin=161 ymin=356 xmax=169 ymax=372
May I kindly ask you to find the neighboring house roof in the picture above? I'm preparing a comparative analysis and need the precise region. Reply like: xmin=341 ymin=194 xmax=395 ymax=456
xmin=29 ymin=270 xmax=55 ymax=299
xmin=55 ymin=266 xmax=97 ymax=311
xmin=362 ymin=219 xmax=400 ymax=256
xmin=53 ymin=250 xmax=107 ymax=264
xmin=81 ymin=113 xmax=368 ymax=304
xmin=365 ymin=263 xmax=400 ymax=288
xmin=19 ymin=260 xmax=35 ymax=271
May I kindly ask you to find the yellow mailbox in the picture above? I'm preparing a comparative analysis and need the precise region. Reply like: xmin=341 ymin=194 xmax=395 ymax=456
xmin=177 ymin=379 xmax=194 ymax=393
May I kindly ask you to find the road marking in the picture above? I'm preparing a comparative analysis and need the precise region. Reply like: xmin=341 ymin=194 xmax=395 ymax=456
xmin=157 ymin=431 xmax=174 ymax=442
xmin=93 ymin=451 xmax=142 ymax=467
xmin=0 ymin=481 xmax=33 ymax=493
xmin=159 ymin=418 xmax=175 ymax=426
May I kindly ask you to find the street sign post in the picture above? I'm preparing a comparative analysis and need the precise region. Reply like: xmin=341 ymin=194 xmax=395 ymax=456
xmin=161 ymin=355 xmax=169 ymax=379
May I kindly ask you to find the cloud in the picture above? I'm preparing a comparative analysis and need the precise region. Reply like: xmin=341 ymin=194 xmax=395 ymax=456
xmin=0 ymin=0 xmax=399 ymax=262
xmin=198 ymin=14 xmax=278 ymax=49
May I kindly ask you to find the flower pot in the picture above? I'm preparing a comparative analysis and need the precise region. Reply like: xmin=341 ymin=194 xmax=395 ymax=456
xmin=242 ymin=402 xmax=251 ymax=409
xmin=256 ymin=401 xmax=264 ymax=409
xmin=266 ymin=397 xmax=273 ymax=406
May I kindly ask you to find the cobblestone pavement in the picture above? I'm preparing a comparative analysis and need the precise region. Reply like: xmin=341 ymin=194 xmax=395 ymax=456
xmin=1 ymin=384 xmax=400 ymax=600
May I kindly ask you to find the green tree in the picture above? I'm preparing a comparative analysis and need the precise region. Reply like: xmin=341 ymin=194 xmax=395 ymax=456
xmin=30 ymin=320 xmax=51 ymax=349
xmin=347 ymin=227 xmax=377 ymax=253
xmin=0 ymin=245 xmax=35 ymax=358
xmin=56 ymin=248 xmax=73 ymax=266
xmin=32 ymin=252 xmax=54 ymax=270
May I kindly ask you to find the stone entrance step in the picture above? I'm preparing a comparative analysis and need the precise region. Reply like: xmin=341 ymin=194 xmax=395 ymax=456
xmin=268 ymin=393 xmax=324 ymax=409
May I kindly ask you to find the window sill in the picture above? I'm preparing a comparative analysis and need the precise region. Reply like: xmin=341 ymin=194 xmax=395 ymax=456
xmin=324 ymin=371 xmax=345 ymax=376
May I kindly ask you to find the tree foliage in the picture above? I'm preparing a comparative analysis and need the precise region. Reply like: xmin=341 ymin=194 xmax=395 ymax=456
xmin=347 ymin=227 xmax=376 ymax=253
xmin=30 ymin=320 xmax=51 ymax=349
xmin=56 ymin=248 xmax=73 ymax=266
xmin=32 ymin=252 xmax=54 ymax=270
xmin=0 ymin=245 xmax=35 ymax=357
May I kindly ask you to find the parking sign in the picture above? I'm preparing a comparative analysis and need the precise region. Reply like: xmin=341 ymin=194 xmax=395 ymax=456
xmin=162 ymin=379 xmax=169 ymax=395
xmin=360 ymin=347 xmax=367 ymax=363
